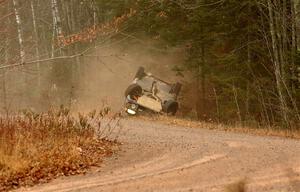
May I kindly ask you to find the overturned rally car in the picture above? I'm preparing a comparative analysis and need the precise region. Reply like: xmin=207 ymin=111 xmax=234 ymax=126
xmin=124 ymin=67 xmax=182 ymax=115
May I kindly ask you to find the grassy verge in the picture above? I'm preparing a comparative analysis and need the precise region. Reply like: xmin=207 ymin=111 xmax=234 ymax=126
xmin=226 ymin=180 xmax=247 ymax=192
xmin=136 ymin=115 xmax=300 ymax=140
xmin=0 ymin=107 xmax=119 ymax=191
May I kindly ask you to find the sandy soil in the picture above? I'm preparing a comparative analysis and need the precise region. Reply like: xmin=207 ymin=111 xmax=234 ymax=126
xmin=17 ymin=118 xmax=300 ymax=192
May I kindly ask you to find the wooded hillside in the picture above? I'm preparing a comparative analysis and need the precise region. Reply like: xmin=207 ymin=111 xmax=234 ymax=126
xmin=0 ymin=0 xmax=299 ymax=128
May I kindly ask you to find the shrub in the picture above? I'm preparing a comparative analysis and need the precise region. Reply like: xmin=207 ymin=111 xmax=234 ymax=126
xmin=0 ymin=106 xmax=118 ymax=191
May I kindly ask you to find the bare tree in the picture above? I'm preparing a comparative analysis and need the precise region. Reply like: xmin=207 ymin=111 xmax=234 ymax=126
xmin=12 ymin=0 xmax=25 ymax=63
xmin=51 ymin=0 xmax=62 ymax=57
xmin=31 ymin=0 xmax=41 ymax=87
xmin=267 ymin=0 xmax=289 ymax=126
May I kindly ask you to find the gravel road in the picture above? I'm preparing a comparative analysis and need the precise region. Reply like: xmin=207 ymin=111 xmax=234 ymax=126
xmin=19 ymin=118 xmax=300 ymax=192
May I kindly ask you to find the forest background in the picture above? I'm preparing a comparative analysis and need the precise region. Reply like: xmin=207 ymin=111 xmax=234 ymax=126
xmin=0 ymin=0 xmax=300 ymax=129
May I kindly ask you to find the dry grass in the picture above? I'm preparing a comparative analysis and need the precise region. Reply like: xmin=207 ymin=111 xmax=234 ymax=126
xmin=0 ymin=106 xmax=119 ymax=191
xmin=226 ymin=180 xmax=247 ymax=192
xmin=136 ymin=115 xmax=300 ymax=140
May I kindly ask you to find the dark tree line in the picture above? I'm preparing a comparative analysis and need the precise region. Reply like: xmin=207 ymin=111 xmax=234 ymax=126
xmin=121 ymin=0 xmax=300 ymax=128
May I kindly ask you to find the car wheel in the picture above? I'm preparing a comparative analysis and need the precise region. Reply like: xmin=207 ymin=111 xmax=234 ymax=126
xmin=125 ymin=84 xmax=142 ymax=97
xmin=163 ymin=100 xmax=178 ymax=115
xmin=173 ymin=82 xmax=182 ymax=95
xmin=135 ymin=67 xmax=146 ymax=79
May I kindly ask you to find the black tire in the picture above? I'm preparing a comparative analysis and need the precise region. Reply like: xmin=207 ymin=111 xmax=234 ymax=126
xmin=125 ymin=84 xmax=142 ymax=97
xmin=162 ymin=100 xmax=178 ymax=115
xmin=135 ymin=67 xmax=145 ymax=79
xmin=173 ymin=82 xmax=182 ymax=95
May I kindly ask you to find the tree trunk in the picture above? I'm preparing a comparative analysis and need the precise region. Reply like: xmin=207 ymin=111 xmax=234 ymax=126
xmin=93 ymin=1 xmax=97 ymax=29
xmin=291 ymin=0 xmax=297 ymax=59
xmin=258 ymin=85 xmax=271 ymax=127
xmin=291 ymin=0 xmax=297 ymax=95
xmin=282 ymin=0 xmax=288 ymax=71
xmin=13 ymin=0 xmax=26 ymax=107
xmin=51 ymin=0 xmax=62 ymax=57
xmin=1 ymin=1 xmax=10 ymax=112
xmin=1 ymin=72 xmax=7 ymax=111
xmin=31 ymin=0 xmax=41 ymax=88
xmin=213 ymin=87 xmax=220 ymax=123
xmin=201 ymin=41 xmax=206 ymax=120
xmin=12 ymin=0 xmax=25 ymax=63
xmin=267 ymin=0 xmax=289 ymax=126
xmin=295 ymin=0 xmax=300 ymax=48
xmin=233 ymin=84 xmax=242 ymax=126
xmin=2 ymin=25 xmax=9 ymax=111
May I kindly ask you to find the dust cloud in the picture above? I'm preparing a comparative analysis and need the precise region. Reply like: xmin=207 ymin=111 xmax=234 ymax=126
xmin=0 ymin=41 xmax=187 ymax=114
xmin=74 ymin=42 xmax=186 ymax=113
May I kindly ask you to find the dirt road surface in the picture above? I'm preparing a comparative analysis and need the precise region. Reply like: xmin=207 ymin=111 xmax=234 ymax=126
xmin=18 ymin=118 xmax=300 ymax=192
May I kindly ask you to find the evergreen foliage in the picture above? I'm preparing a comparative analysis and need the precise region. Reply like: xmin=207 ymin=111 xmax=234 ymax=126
xmin=124 ymin=0 xmax=300 ymax=127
